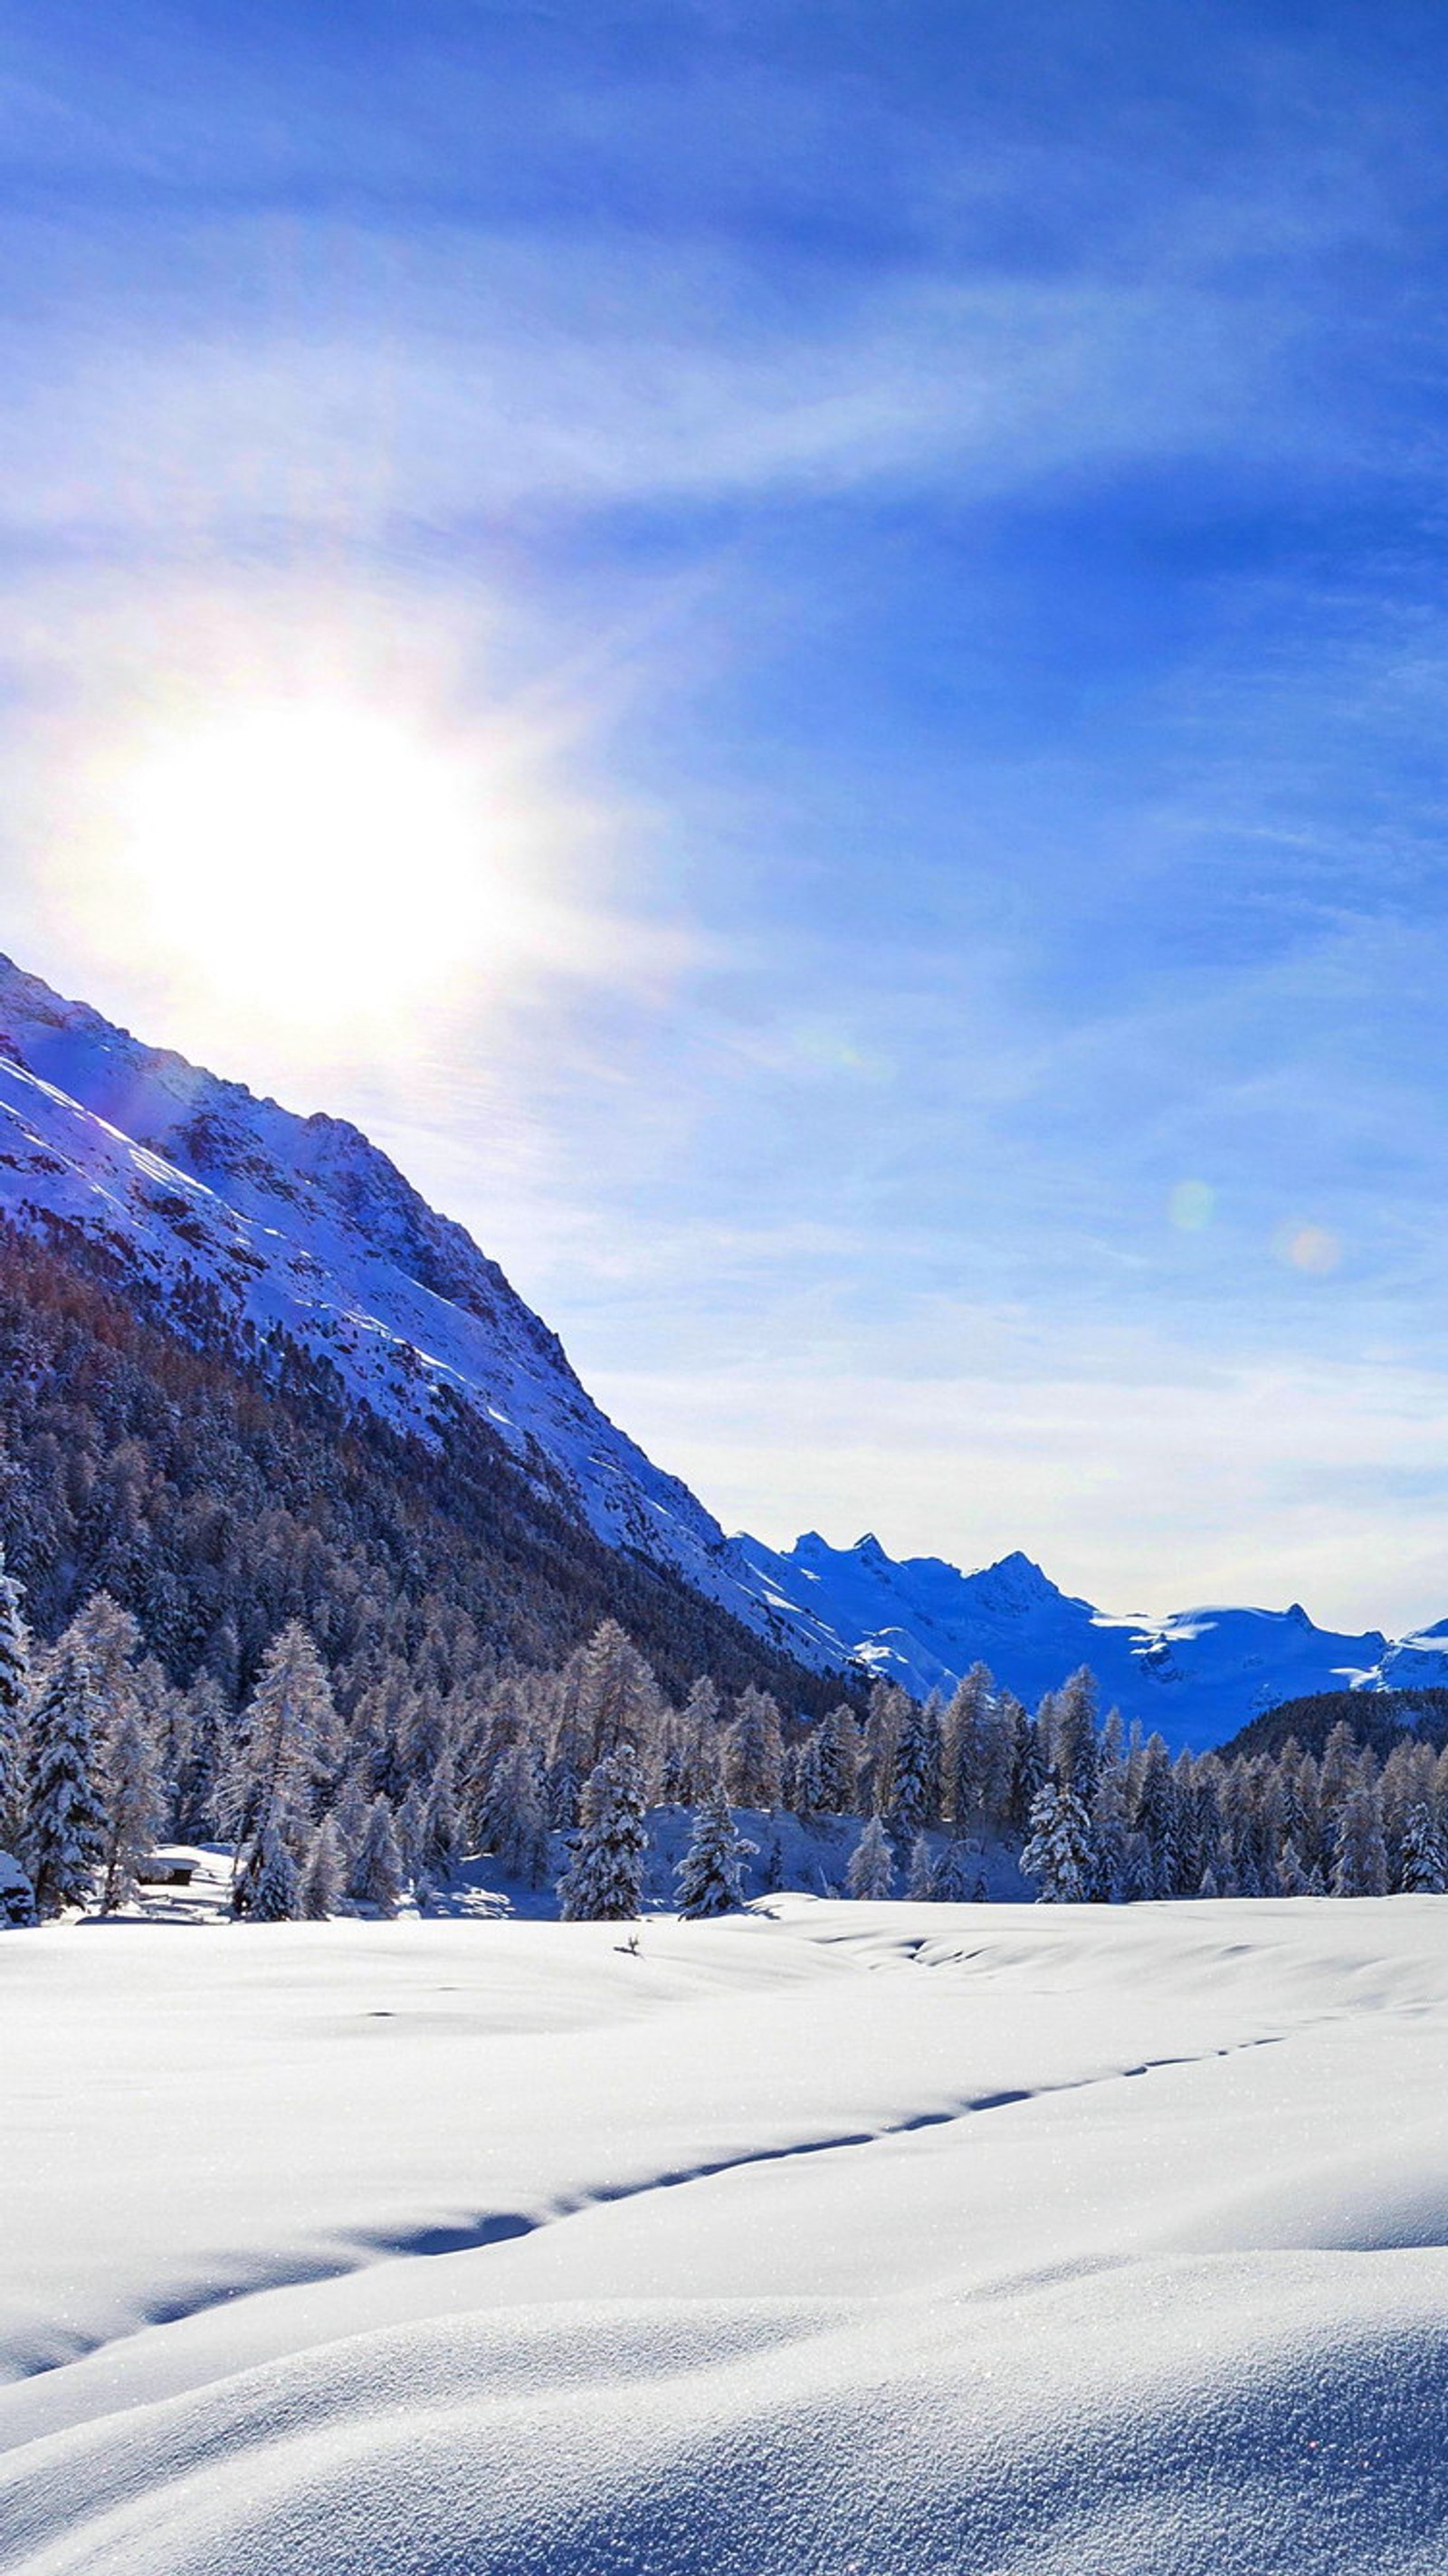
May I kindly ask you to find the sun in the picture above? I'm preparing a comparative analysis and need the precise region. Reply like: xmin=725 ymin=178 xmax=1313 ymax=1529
xmin=98 ymin=696 xmax=521 ymax=1026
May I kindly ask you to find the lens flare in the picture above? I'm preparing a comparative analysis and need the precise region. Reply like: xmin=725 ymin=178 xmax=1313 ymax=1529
xmin=1168 ymin=1179 xmax=1215 ymax=1232
xmin=1274 ymin=1223 xmax=1341 ymax=1276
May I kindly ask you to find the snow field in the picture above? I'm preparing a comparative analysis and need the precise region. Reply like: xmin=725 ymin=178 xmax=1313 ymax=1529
xmin=5 ymin=1896 xmax=1448 ymax=2571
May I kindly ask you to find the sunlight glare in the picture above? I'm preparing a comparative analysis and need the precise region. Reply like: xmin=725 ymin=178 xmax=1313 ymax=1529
xmin=102 ymin=698 xmax=524 ymax=1025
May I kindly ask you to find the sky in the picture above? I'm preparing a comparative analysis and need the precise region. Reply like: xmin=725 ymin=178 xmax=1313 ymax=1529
xmin=4 ymin=0 xmax=1448 ymax=1627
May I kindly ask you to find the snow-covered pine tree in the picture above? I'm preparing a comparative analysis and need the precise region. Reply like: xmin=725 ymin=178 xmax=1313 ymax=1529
xmin=674 ymin=1789 xmax=756 ymax=1919
xmin=814 ymin=1703 xmax=862 ymax=1813
xmin=846 ymin=1813 xmax=897 ymax=1899
xmin=1019 ymin=1779 xmax=1095 ymax=1903
xmin=1332 ymin=1779 xmax=1389 ymax=1897
xmin=248 ymin=1819 xmax=300 ymax=1922
xmin=420 ymin=1754 xmax=462 ymax=1885
xmin=883 ymin=1699 xmax=940 ymax=1854
xmin=300 ymin=1816 xmax=346 ymax=1919
xmin=930 ymin=1837 xmax=977 ymax=1902
xmin=395 ymin=1779 xmax=427 ymax=1887
xmin=97 ymin=1706 xmax=165 ymax=1913
xmin=1398 ymin=1802 xmax=1447 ymax=1894
xmin=557 ymin=1746 xmax=648 ymax=1921
xmin=24 ymin=1636 xmax=106 ymax=1916
xmin=1276 ymin=1837 xmax=1312 ymax=1897
xmin=353 ymin=1796 xmax=405 ymax=1918
xmin=1089 ymin=1757 xmax=1128 ymax=1903
xmin=486 ymin=1740 xmax=551 ymax=1886
xmin=0 ymin=1546 xmax=29 ymax=1849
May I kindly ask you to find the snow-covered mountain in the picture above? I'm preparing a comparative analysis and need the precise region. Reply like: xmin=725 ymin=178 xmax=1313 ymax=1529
xmin=0 ymin=952 xmax=1439 ymax=1751
xmin=0 ymin=954 xmax=790 ymax=1647
xmin=731 ymin=1529 xmax=1431 ymax=1756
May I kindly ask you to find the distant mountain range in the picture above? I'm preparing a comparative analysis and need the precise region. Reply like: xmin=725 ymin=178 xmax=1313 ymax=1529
xmin=734 ymin=1531 xmax=1448 ymax=1755
xmin=0 ymin=950 xmax=1441 ymax=1751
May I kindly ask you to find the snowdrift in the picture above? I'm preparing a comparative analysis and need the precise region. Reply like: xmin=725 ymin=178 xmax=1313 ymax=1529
xmin=5 ymin=1899 xmax=1448 ymax=2571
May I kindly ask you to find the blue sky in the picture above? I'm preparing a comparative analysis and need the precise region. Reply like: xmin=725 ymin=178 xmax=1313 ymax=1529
xmin=5 ymin=1 xmax=1448 ymax=1626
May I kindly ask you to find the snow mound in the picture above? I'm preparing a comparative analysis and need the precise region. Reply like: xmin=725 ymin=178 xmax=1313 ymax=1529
xmin=5 ymin=1902 xmax=1448 ymax=2571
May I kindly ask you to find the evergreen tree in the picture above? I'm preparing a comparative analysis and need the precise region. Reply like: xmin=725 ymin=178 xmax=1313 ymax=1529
xmin=805 ymin=1704 xmax=861 ymax=1815
xmin=1089 ymin=1758 xmax=1129 ymax=1902
xmin=300 ymin=1816 xmax=346 ymax=1919
xmin=557 ymin=1746 xmax=648 ymax=1921
xmin=487 ymin=1740 xmax=551 ymax=1885
xmin=930 ymin=1837 xmax=978 ymax=1902
xmin=24 ymin=1636 xmax=105 ymax=1916
xmin=883 ymin=1699 xmax=940 ymax=1853
xmin=420 ymin=1753 xmax=462 ymax=1884
xmin=353 ymin=1796 xmax=405 ymax=1918
xmin=0 ymin=1546 xmax=29 ymax=1849
xmin=97 ymin=1706 xmax=165 ymax=1913
xmin=675 ymin=1789 xmax=756 ymax=1919
xmin=1277 ymin=1837 xmax=1312 ymax=1897
xmin=248 ymin=1818 xmax=300 ymax=1922
xmin=396 ymin=1779 xmax=428 ymax=1887
xmin=1398 ymin=1802 xmax=1448 ymax=1894
xmin=1020 ymin=1779 xmax=1095 ymax=1903
xmin=846 ymin=1814 xmax=897 ymax=1899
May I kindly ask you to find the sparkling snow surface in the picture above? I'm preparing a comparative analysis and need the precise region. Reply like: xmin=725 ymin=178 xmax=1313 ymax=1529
xmin=5 ymin=1900 xmax=1448 ymax=2572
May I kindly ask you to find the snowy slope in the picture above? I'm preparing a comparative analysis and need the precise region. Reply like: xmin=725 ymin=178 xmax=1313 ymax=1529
xmin=6 ymin=1901 xmax=1448 ymax=2573
xmin=734 ymin=1529 xmax=1405 ymax=1752
xmin=0 ymin=955 xmax=801 ymax=1650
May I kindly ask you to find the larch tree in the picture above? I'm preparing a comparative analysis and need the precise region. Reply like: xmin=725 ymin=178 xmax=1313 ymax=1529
xmin=1332 ymin=1780 xmax=1389 ymax=1897
xmin=300 ymin=1816 xmax=347 ymax=1920
xmin=220 ymin=1622 xmax=338 ymax=1914
xmin=725 ymin=1687 xmax=784 ymax=1810
xmin=906 ymin=1833 xmax=937 ymax=1900
xmin=97 ymin=1705 xmax=165 ymax=1913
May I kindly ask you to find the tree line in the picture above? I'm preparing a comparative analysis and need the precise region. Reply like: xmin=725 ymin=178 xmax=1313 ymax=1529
xmin=3 ymin=1547 xmax=1443 ymax=1927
